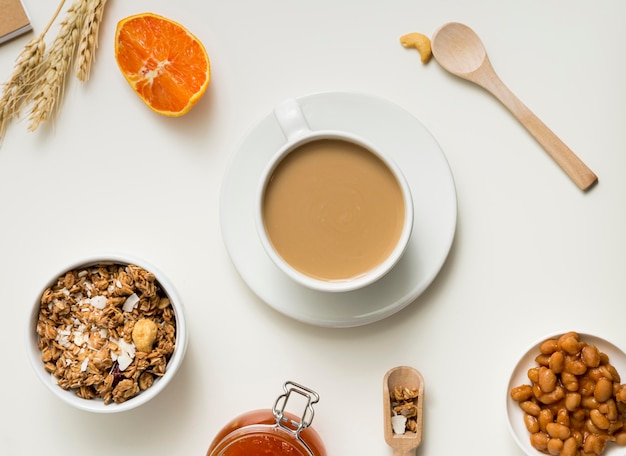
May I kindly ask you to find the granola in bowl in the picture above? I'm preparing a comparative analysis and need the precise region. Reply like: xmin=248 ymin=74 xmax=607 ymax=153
xmin=27 ymin=255 xmax=187 ymax=413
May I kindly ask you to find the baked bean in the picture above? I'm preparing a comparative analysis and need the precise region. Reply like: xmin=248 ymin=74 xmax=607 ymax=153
xmin=520 ymin=400 xmax=541 ymax=416
xmin=546 ymin=437 xmax=564 ymax=455
xmin=590 ymin=409 xmax=610 ymax=430
xmin=559 ymin=332 xmax=581 ymax=355
xmin=530 ymin=432 xmax=549 ymax=451
xmin=523 ymin=413 xmax=539 ymax=433
xmin=570 ymin=411 xmax=586 ymax=431
xmin=595 ymin=378 xmax=614 ymax=403
xmin=586 ymin=417 xmax=603 ymax=434
xmin=549 ymin=351 xmax=565 ymax=374
xmin=580 ymin=377 xmax=597 ymax=397
xmin=607 ymin=364 xmax=621 ymax=383
xmin=609 ymin=419 xmax=624 ymax=434
xmin=556 ymin=408 xmax=570 ymax=427
xmin=539 ymin=366 xmax=557 ymax=393
xmin=583 ymin=434 xmax=606 ymax=455
xmin=565 ymin=392 xmax=581 ymax=411
xmin=527 ymin=367 xmax=540 ymax=383
xmin=561 ymin=436 xmax=578 ymax=456
xmin=561 ymin=372 xmax=579 ymax=392
xmin=616 ymin=386 xmax=626 ymax=403
xmin=571 ymin=409 xmax=586 ymax=422
xmin=547 ymin=422 xmax=570 ymax=440
xmin=535 ymin=354 xmax=550 ymax=367
xmin=582 ymin=395 xmax=599 ymax=410
xmin=590 ymin=365 xmax=614 ymax=382
xmin=598 ymin=400 xmax=618 ymax=421
xmin=538 ymin=385 xmax=565 ymax=405
xmin=571 ymin=430 xmax=583 ymax=446
xmin=510 ymin=384 xmax=533 ymax=402
xmin=582 ymin=345 xmax=601 ymax=368
xmin=565 ymin=355 xmax=588 ymax=376
xmin=538 ymin=408 xmax=554 ymax=433
xmin=600 ymin=352 xmax=610 ymax=365
xmin=615 ymin=431 xmax=626 ymax=445
xmin=532 ymin=384 xmax=542 ymax=400
xmin=540 ymin=338 xmax=558 ymax=355
xmin=589 ymin=367 xmax=606 ymax=382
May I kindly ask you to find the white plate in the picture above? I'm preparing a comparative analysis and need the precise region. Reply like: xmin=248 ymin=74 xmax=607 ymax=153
xmin=219 ymin=91 xmax=457 ymax=327
xmin=506 ymin=331 xmax=626 ymax=455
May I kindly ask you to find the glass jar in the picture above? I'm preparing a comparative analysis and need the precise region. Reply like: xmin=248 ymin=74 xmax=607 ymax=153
xmin=207 ymin=381 xmax=326 ymax=456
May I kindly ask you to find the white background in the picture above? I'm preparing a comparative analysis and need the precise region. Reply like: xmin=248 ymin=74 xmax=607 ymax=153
xmin=1 ymin=0 xmax=626 ymax=455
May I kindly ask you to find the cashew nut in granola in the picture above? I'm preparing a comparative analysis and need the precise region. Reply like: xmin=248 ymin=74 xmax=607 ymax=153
xmin=132 ymin=318 xmax=159 ymax=353
xmin=400 ymin=32 xmax=432 ymax=63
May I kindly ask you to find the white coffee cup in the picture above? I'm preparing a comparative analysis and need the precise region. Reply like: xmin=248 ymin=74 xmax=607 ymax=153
xmin=255 ymin=98 xmax=413 ymax=293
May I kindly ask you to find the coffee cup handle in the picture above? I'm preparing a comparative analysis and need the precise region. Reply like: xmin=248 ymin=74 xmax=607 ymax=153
xmin=274 ymin=98 xmax=312 ymax=142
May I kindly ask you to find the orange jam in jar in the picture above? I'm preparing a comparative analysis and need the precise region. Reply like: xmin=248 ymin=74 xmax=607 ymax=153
xmin=207 ymin=382 xmax=326 ymax=456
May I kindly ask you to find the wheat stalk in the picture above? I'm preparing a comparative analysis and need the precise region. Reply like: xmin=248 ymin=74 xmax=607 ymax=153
xmin=0 ymin=0 xmax=109 ymax=141
xmin=75 ymin=0 xmax=108 ymax=82
xmin=28 ymin=0 xmax=89 ymax=132
xmin=0 ymin=38 xmax=45 ymax=140
xmin=0 ymin=0 xmax=66 ymax=141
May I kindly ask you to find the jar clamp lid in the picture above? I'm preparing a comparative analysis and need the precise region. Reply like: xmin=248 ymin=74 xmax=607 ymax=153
xmin=272 ymin=380 xmax=319 ymax=449
xmin=207 ymin=381 xmax=326 ymax=456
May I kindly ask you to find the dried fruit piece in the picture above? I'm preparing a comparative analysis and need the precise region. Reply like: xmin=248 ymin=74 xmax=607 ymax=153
xmin=114 ymin=12 xmax=210 ymax=116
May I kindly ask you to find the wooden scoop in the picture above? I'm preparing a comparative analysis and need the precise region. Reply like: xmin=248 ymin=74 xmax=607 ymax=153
xmin=430 ymin=22 xmax=598 ymax=191
xmin=383 ymin=366 xmax=424 ymax=456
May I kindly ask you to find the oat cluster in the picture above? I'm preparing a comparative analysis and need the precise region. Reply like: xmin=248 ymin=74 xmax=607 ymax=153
xmin=391 ymin=386 xmax=419 ymax=433
xmin=36 ymin=263 xmax=176 ymax=405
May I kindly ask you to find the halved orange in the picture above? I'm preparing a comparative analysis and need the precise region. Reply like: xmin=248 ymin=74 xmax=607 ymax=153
xmin=114 ymin=13 xmax=210 ymax=117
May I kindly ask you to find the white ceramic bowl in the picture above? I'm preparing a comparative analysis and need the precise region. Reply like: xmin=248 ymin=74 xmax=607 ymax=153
xmin=506 ymin=331 xmax=626 ymax=456
xmin=26 ymin=254 xmax=188 ymax=413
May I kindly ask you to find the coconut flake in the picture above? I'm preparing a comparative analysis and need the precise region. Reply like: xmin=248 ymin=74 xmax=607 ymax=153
xmin=80 ymin=357 xmax=89 ymax=372
xmin=391 ymin=414 xmax=407 ymax=435
xmin=122 ymin=293 xmax=140 ymax=312
xmin=56 ymin=329 xmax=71 ymax=349
xmin=73 ymin=331 xmax=88 ymax=347
xmin=111 ymin=338 xmax=136 ymax=371
xmin=90 ymin=295 xmax=107 ymax=309
xmin=117 ymin=352 xmax=133 ymax=371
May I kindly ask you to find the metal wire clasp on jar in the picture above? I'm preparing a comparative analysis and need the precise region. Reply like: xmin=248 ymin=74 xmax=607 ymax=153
xmin=207 ymin=381 xmax=327 ymax=456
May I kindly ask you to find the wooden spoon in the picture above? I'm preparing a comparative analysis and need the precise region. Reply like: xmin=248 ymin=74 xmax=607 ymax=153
xmin=383 ymin=366 xmax=424 ymax=456
xmin=431 ymin=22 xmax=598 ymax=191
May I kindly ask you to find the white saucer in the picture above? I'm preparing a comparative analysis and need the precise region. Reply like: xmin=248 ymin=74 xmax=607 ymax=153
xmin=219 ymin=91 xmax=457 ymax=327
